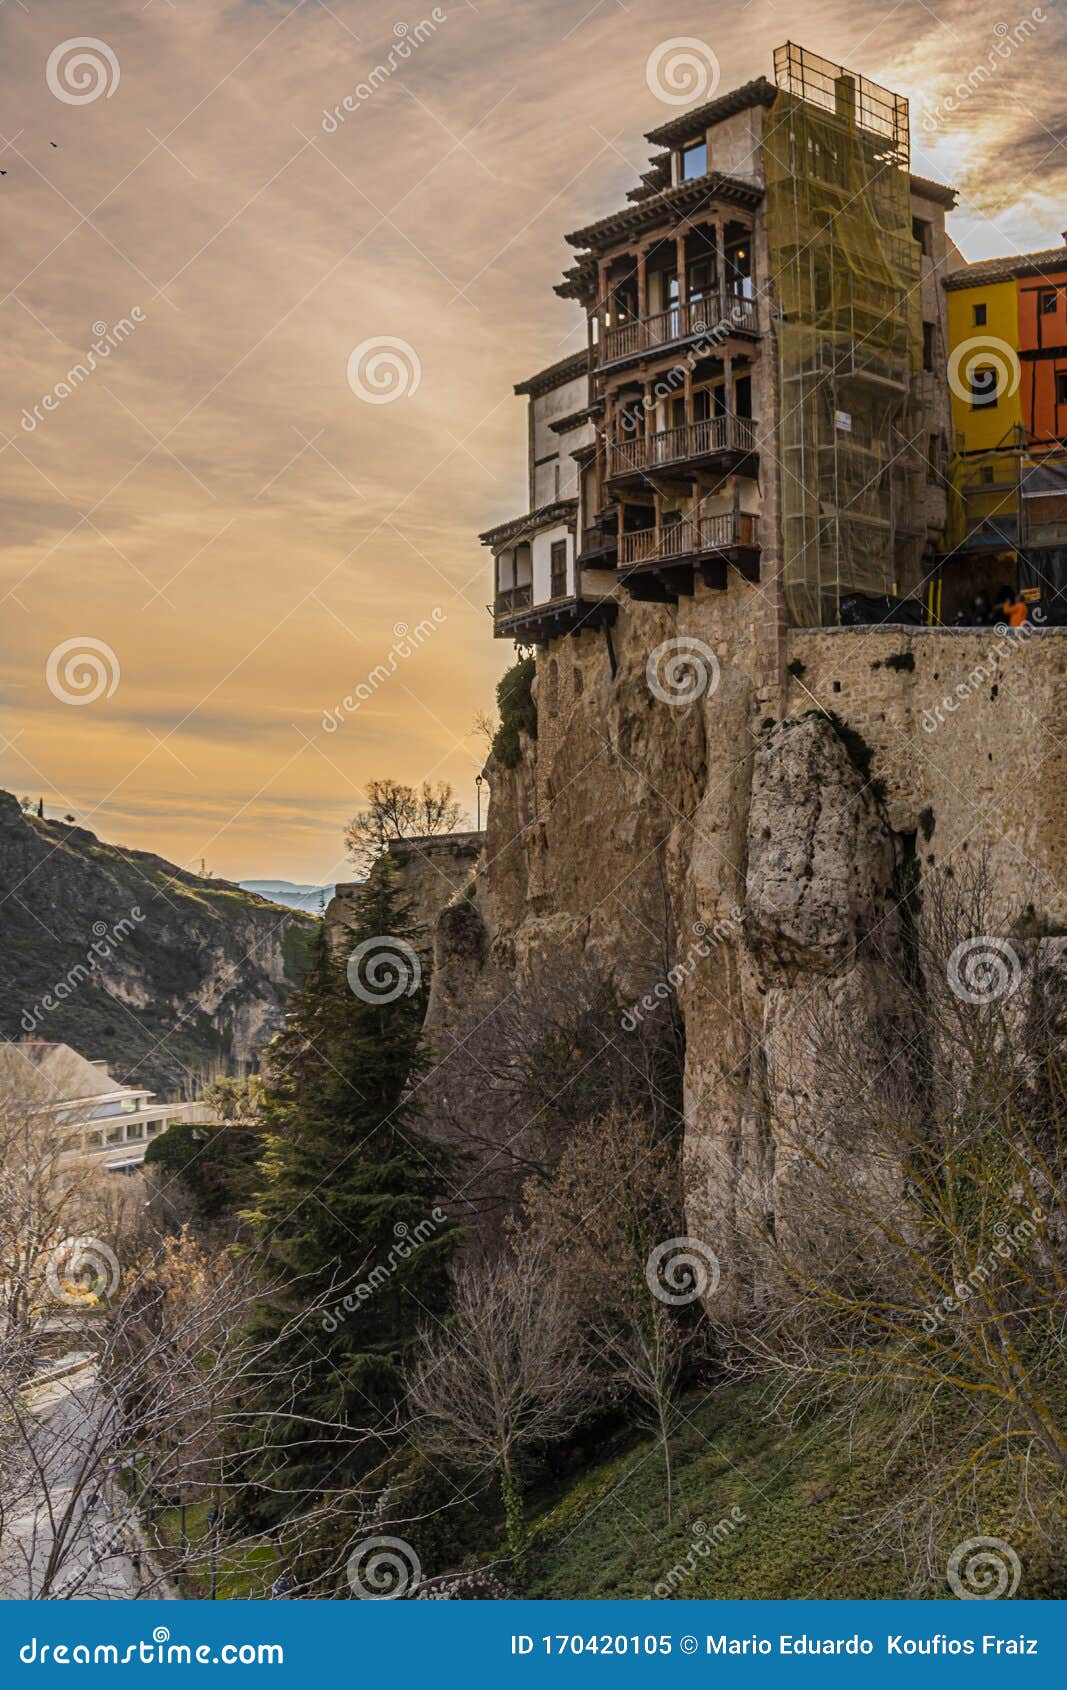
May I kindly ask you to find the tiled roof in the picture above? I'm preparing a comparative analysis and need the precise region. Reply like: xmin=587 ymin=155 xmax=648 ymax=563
xmin=479 ymin=498 xmax=578 ymax=548
xmin=643 ymin=77 xmax=777 ymax=148
xmin=945 ymin=246 xmax=1067 ymax=288
xmin=564 ymin=170 xmax=763 ymax=253
xmin=513 ymin=349 xmax=589 ymax=397
xmin=909 ymin=172 xmax=957 ymax=208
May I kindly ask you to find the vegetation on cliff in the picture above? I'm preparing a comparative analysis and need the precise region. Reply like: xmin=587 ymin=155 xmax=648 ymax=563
xmin=491 ymin=654 xmax=537 ymax=768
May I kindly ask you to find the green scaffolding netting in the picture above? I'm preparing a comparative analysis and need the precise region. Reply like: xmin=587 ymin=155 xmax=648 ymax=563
xmin=764 ymin=45 xmax=926 ymax=627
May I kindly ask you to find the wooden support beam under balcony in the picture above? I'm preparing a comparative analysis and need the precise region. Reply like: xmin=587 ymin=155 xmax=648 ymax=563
xmin=608 ymin=415 xmax=759 ymax=486
xmin=598 ymin=295 xmax=759 ymax=371
xmin=617 ymin=511 xmax=760 ymax=601
xmin=493 ymin=591 xmax=618 ymax=645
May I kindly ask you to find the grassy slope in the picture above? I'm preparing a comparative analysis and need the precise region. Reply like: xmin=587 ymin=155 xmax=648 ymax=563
xmin=519 ymin=1384 xmax=1067 ymax=1600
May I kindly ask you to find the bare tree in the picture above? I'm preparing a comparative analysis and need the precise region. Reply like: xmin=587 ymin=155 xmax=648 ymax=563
xmin=521 ymin=1109 xmax=702 ymax=1521
xmin=407 ymin=1242 xmax=590 ymax=1574
xmin=345 ymin=779 xmax=464 ymax=869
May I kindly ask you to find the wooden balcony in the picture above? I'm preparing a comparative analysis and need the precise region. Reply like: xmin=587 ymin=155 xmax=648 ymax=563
xmin=599 ymin=295 xmax=758 ymax=367
xmin=608 ymin=414 xmax=758 ymax=481
xmin=494 ymin=583 xmax=533 ymax=618
xmin=617 ymin=511 xmax=760 ymax=601
xmin=576 ymin=525 xmax=618 ymax=565
xmin=492 ymin=591 xmax=617 ymax=644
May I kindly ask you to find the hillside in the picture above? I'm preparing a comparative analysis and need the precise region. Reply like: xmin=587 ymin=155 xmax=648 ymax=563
xmin=0 ymin=791 xmax=315 ymax=1096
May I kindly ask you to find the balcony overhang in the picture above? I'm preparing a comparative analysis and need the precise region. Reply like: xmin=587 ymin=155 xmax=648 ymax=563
xmin=493 ymin=595 xmax=618 ymax=645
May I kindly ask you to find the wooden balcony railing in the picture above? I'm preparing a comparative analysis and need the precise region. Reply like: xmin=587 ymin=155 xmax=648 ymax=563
xmin=609 ymin=414 xmax=757 ymax=478
xmin=600 ymin=295 xmax=758 ymax=365
xmin=494 ymin=583 xmax=533 ymax=618
xmin=617 ymin=511 xmax=759 ymax=569
xmin=578 ymin=525 xmax=617 ymax=557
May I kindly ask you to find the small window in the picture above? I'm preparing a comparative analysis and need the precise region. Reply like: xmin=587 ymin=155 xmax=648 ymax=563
xmin=922 ymin=321 xmax=936 ymax=372
xmin=973 ymin=302 xmax=987 ymax=326
xmin=911 ymin=217 xmax=932 ymax=256
xmin=980 ymin=464 xmax=995 ymax=485
xmin=1040 ymin=290 xmax=1057 ymax=315
xmin=550 ymin=539 xmax=568 ymax=600
xmin=681 ymin=141 xmax=707 ymax=180
xmin=1057 ymin=370 xmax=1067 ymax=406
xmin=971 ymin=366 xmax=999 ymax=409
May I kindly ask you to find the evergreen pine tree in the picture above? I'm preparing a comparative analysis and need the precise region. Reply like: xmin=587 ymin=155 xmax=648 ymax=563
xmin=239 ymin=858 xmax=457 ymax=1554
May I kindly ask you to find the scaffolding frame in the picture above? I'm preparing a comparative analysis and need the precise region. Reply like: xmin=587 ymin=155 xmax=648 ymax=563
xmin=766 ymin=43 xmax=924 ymax=626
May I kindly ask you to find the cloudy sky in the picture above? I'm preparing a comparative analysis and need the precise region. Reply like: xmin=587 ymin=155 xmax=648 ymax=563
xmin=1 ymin=0 xmax=1062 ymax=883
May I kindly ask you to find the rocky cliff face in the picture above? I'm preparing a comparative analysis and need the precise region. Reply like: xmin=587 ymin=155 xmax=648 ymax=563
xmin=418 ymin=593 xmax=1067 ymax=1311
xmin=0 ymin=791 xmax=314 ymax=1096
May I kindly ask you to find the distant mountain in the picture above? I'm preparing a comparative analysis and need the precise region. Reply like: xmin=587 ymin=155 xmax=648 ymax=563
xmin=0 ymin=792 xmax=316 ymax=1097
xmin=239 ymin=879 xmax=336 ymax=915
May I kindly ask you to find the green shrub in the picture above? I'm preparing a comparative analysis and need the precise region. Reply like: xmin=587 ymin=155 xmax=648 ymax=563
xmin=492 ymin=655 xmax=537 ymax=769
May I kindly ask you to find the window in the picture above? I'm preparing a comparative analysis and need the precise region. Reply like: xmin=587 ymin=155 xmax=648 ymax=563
xmin=550 ymin=539 xmax=568 ymax=600
xmin=973 ymin=302 xmax=987 ymax=326
xmin=922 ymin=321 xmax=936 ymax=372
xmin=970 ymin=365 xmax=999 ymax=408
xmin=1040 ymin=289 xmax=1057 ymax=315
xmin=981 ymin=464 xmax=995 ymax=485
xmin=681 ymin=141 xmax=707 ymax=180
xmin=912 ymin=217 xmax=932 ymax=256
xmin=1057 ymin=370 xmax=1067 ymax=406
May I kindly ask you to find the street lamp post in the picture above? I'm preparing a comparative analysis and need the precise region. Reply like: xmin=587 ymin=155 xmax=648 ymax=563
xmin=475 ymin=774 xmax=484 ymax=831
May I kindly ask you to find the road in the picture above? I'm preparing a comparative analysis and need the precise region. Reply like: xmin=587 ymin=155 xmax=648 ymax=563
xmin=0 ymin=1357 xmax=144 ymax=1600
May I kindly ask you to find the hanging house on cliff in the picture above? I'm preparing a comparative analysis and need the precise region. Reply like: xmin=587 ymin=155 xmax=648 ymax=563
xmin=483 ymin=42 xmax=959 ymax=640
